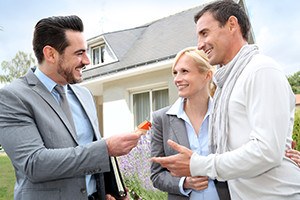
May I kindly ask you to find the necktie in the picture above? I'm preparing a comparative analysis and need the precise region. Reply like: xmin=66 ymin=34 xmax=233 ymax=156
xmin=55 ymin=85 xmax=76 ymax=132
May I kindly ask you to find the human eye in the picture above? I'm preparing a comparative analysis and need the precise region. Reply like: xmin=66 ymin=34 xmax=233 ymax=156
xmin=75 ymin=49 xmax=85 ymax=56
xmin=199 ymin=28 xmax=209 ymax=38
xmin=182 ymin=69 xmax=189 ymax=73
xmin=202 ymin=31 xmax=208 ymax=37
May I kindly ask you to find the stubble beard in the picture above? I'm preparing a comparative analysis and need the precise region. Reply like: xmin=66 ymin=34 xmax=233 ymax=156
xmin=57 ymin=59 xmax=83 ymax=84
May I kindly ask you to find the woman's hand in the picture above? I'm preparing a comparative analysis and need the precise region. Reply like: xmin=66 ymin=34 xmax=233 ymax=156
xmin=183 ymin=176 xmax=209 ymax=191
xmin=286 ymin=149 xmax=300 ymax=167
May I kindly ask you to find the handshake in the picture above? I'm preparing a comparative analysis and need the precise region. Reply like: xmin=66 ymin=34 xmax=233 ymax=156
xmin=105 ymin=120 xmax=152 ymax=157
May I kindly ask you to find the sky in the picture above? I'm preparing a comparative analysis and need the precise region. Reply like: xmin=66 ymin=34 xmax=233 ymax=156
xmin=0 ymin=0 xmax=299 ymax=77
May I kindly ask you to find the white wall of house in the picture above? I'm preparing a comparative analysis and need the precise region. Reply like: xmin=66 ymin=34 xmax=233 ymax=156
xmin=81 ymin=59 xmax=179 ymax=138
xmin=101 ymin=67 xmax=177 ymax=137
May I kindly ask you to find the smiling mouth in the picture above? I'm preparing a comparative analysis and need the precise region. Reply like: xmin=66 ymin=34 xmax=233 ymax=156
xmin=177 ymin=85 xmax=188 ymax=90
xmin=75 ymin=65 xmax=85 ymax=72
xmin=204 ymin=48 xmax=212 ymax=56
xmin=75 ymin=67 xmax=83 ymax=76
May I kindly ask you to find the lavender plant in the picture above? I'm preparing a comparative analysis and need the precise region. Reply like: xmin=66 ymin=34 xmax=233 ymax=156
xmin=118 ymin=132 xmax=167 ymax=200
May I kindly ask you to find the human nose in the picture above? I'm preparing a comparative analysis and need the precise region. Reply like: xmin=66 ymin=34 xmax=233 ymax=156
xmin=173 ymin=73 xmax=182 ymax=84
xmin=197 ymin=36 xmax=205 ymax=51
xmin=82 ymin=52 xmax=90 ymax=65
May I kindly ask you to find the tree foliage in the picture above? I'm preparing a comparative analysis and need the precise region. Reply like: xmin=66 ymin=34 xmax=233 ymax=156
xmin=288 ymin=71 xmax=300 ymax=150
xmin=293 ymin=109 xmax=300 ymax=151
xmin=0 ymin=51 xmax=35 ymax=83
xmin=288 ymin=70 xmax=300 ymax=94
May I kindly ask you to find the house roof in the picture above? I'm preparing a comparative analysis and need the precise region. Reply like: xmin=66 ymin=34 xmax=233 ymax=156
xmin=83 ymin=5 xmax=201 ymax=81
xmin=82 ymin=0 xmax=251 ymax=82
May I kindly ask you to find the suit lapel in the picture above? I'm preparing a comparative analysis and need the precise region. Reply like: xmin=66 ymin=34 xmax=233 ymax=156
xmin=169 ymin=115 xmax=190 ymax=149
xmin=25 ymin=69 xmax=79 ymax=144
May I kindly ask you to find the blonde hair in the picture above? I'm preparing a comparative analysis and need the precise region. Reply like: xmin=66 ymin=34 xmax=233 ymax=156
xmin=172 ymin=47 xmax=216 ymax=96
xmin=172 ymin=47 xmax=214 ymax=73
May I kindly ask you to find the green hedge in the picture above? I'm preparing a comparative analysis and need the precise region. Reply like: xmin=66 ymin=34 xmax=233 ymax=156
xmin=293 ymin=108 xmax=300 ymax=151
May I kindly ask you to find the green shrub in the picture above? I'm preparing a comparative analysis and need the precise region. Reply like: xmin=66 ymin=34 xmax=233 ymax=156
xmin=292 ymin=108 xmax=300 ymax=151
xmin=124 ymin=175 xmax=167 ymax=200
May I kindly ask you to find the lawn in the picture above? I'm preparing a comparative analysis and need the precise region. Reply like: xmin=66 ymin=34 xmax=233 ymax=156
xmin=0 ymin=154 xmax=15 ymax=200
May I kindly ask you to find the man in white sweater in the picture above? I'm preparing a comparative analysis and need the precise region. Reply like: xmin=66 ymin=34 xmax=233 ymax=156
xmin=151 ymin=0 xmax=300 ymax=199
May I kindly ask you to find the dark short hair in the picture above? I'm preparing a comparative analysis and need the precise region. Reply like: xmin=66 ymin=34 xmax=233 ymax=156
xmin=194 ymin=0 xmax=250 ymax=41
xmin=32 ymin=15 xmax=84 ymax=64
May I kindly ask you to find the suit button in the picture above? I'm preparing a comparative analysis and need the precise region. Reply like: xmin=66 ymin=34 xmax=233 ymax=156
xmin=80 ymin=188 xmax=87 ymax=194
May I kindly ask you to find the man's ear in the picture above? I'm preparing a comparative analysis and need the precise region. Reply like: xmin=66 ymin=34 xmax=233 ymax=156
xmin=227 ymin=15 xmax=239 ymax=32
xmin=43 ymin=45 xmax=58 ymax=64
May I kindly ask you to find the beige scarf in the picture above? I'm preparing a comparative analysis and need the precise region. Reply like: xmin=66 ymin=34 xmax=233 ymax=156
xmin=209 ymin=44 xmax=259 ymax=153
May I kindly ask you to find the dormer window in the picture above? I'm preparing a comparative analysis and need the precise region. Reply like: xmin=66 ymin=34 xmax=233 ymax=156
xmin=87 ymin=36 xmax=116 ymax=69
xmin=92 ymin=45 xmax=105 ymax=65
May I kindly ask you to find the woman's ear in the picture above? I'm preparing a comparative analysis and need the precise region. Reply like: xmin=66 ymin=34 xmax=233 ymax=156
xmin=206 ymin=70 xmax=213 ymax=81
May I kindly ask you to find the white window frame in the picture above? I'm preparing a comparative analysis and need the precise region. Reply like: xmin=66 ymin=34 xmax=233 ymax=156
xmin=91 ymin=44 xmax=105 ymax=66
xmin=131 ymin=87 xmax=169 ymax=127
xmin=86 ymin=36 xmax=117 ymax=69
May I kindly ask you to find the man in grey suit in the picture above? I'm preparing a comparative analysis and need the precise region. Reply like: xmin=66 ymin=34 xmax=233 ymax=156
xmin=0 ymin=15 xmax=140 ymax=200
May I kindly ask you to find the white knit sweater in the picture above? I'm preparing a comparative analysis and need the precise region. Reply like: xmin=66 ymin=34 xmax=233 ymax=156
xmin=190 ymin=53 xmax=300 ymax=199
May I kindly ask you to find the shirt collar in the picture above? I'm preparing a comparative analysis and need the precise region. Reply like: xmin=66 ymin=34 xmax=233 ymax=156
xmin=166 ymin=97 xmax=213 ymax=119
xmin=34 ymin=67 xmax=67 ymax=92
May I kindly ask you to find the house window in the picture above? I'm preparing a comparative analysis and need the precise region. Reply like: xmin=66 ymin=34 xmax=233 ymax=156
xmin=91 ymin=44 xmax=114 ymax=66
xmin=92 ymin=45 xmax=104 ymax=65
xmin=133 ymin=88 xmax=169 ymax=127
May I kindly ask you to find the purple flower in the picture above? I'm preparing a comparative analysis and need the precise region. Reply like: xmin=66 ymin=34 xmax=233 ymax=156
xmin=118 ymin=132 xmax=156 ymax=191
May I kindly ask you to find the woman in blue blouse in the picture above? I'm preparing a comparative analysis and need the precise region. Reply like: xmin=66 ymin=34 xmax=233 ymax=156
xmin=150 ymin=47 xmax=229 ymax=200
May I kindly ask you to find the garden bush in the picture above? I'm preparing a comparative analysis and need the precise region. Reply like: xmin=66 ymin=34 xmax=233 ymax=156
xmin=292 ymin=108 xmax=300 ymax=151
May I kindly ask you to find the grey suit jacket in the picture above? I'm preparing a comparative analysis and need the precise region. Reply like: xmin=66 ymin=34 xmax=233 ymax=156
xmin=150 ymin=106 xmax=190 ymax=200
xmin=0 ymin=69 xmax=110 ymax=200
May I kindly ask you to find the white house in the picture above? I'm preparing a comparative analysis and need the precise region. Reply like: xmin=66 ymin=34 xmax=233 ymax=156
xmin=81 ymin=0 xmax=254 ymax=137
